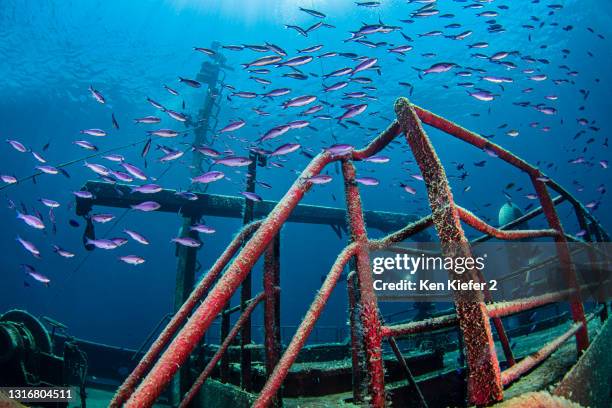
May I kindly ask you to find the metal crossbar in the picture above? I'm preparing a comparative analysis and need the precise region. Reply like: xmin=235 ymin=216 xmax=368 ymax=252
xmin=111 ymin=98 xmax=608 ymax=407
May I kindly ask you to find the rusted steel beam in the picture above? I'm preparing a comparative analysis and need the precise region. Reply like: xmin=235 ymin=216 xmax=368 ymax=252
xmin=110 ymin=221 xmax=260 ymax=407
xmin=369 ymin=214 xmax=434 ymax=250
xmin=347 ymin=271 xmax=366 ymax=404
xmin=531 ymin=176 xmax=589 ymax=354
xmin=395 ymin=97 xmax=503 ymax=406
xmin=457 ymin=206 xmax=559 ymax=240
xmin=382 ymin=313 xmax=459 ymax=338
xmin=487 ymin=290 xmax=572 ymax=319
xmin=76 ymin=180 xmax=415 ymax=233
xmin=387 ymin=336 xmax=428 ymax=408
xmin=413 ymin=105 xmax=609 ymax=241
xmin=501 ymin=321 xmax=584 ymax=386
xmin=263 ymin=234 xmax=281 ymax=406
xmin=342 ymin=160 xmax=386 ymax=407
xmin=179 ymin=292 xmax=267 ymax=408
xmin=352 ymin=120 xmax=402 ymax=160
xmin=471 ymin=196 xmax=566 ymax=245
xmin=253 ymin=243 xmax=359 ymax=408
xmin=125 ymin=153 xmax=335 ymax=407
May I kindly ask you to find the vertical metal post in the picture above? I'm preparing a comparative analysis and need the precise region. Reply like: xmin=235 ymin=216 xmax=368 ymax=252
xmin=264 ymin=234 xmax=281 ymax=406
xmin=172 ymin=215 xmax=199 ymax=404
xmin=347 ymin=271 xmax=366 ymax=404
xmin=532 ymin=177 xmax=589 ymax=353
xmin=394 ymin=97 xmax=503 ymax=406
xmin=341 ymin=160 xmax=386 ymax=407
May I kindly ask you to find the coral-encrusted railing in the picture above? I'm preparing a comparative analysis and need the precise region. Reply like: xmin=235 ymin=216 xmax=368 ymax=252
xmin=111 ymin=98 xmax=608 ymax=407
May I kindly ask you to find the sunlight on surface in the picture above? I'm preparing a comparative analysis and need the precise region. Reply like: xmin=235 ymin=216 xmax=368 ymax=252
xmin=165 ymin=0 xmax=350 ymax=25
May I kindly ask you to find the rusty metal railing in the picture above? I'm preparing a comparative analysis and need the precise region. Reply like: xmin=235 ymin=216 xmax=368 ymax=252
xmin=112 ymin=98 xmax=608 ymax=407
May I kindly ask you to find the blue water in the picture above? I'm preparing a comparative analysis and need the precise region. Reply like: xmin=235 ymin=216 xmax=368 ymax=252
xmin=0 ymin=0 xmax=610 ymax=348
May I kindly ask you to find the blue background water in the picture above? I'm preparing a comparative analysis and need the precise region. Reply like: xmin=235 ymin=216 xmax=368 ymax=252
xmin=0 ymin=0 xmax=610 ymax=348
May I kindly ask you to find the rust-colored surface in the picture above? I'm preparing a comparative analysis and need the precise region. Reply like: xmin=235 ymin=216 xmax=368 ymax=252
xmin=395 ymin=97 xmax=503 ymax=406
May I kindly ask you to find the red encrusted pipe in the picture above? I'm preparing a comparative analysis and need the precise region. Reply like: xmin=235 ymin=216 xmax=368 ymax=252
xmin=110 ymin=220 xmax=261 ymax=407
xmin=413 ymin=104 xmax=609 ymax=241
xmin=253 ymin=243 xmax=359 ymax=408
xmin=369 ymin=214 xmax=433 ymax=250
xmin=352 ymin=120 xmax=402 ymax=160
xmin=501 ymin=321 xmax=584 ymax=386
xmin=531 ymin=176 xmax=589 ymax=353
xmin=125 ymin=154 xmax=334 ymax=407
xmin=413 ymin=105 xmax=537 ymax=176
xmin=487 ymin=290 xmax=572 ymax=318
xmin=395 ymin=97 xmax=503 ymax=406
xmin=382 ymin=313 xmax=459 ymax=337
xmin=178 ymin=291 xmax=268 ymax=408
xmin=457 ymin=206 xmax=559 ymax=240
xmin=342 ymin=160 xmax=386 ymax=407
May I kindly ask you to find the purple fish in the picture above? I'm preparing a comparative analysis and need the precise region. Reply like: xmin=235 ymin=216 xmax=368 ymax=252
xmin=73 ymin=191 xmax=94 ymax=199
xmin=17 ymin=236 xmax=40 ymax=257
xmin=277 ymin=56 xmax=313 ymax=67
xmin=119 ymin=255 xmax=146 ymax=265
xmin=270 ymin=143 xmax=301 ymax=156
xmin=147 ymin=129 xmax=180 ymax=138
xmin=84 ymin=161 xmax=110 ymax=176
xmin=80 ymin=129 xmax=107 ymax=137
xmin=1 ymin=175 xmax=17 ymax=184
xmin=178 ymin=77 xmax=201 ymax=88
xmin=131 ymin=184 xmax=162 ymax=194
xmin=355 ymin=177 xmax=379 ymax=186
xmin=338 ymin=104 xmax=368 ymax=121
xmin=124 ymin=229 xmax=150 ymax=245
xmin=17 ymin=211 xmax=45 ymax=229
xmin=242 ymin=55 xmax=282 ymax=68
xmin=134 ymin=116 xmax=161 ymax=124
xmin=86 ymin=238 xmax=118 ymax=250
xmin=363 ymin=155 xmax=390 ymax=163
xmin=283 ymin=95 xmax=317 ymax=108
xmin=110 ymin=170 xmax=133 ymax=182
xmin=195 ymin=146 xmax=221 ymax=157
xmin=263 ymin=88 xmax=291 ymax=98
xmin=214 ymin=157 xmax=252 ymax=167
xmin=172 ymin=237 xmax=202 ymax=248
xmin=40 ymin=198 xmax=60 ymax=208
xmin=131 ymin=201 xmax=161 ymax=212
xmin=190 ymin=224 xmax=216 ymax=234
xmin=307 ymin=174 xmax=333 ymax=184
xmin=74 ymin=140 xmax=98 ymax=150
xmin=91 ymin=213 xmax=115 ymax=223
xmin=260 ymin=125 xmax=291 ymax=142
xmin=121 ymin=163 xmax=147 ymax=180
xmin=88 ymin=85 xmax=105 ymax=104
xmin=423 ymin=62 xmax=457 ymax=75
xmin=22 ymin=265 xmax=50 ymax=285
xmin=219 ymin=120 xmax=246 ymax=133
xmin=192 ymin=171 xmax=225 ymax=184
xmin=326 ymin=144 xmax=354 ymax=156
xmin=352 ymin=58 xmax=378 ymax=75
xmin=52 ymin=245 xmax=75 ymax=258
xmin=36 ymin=165 xmax=59 ymax=175
xmin=7 ymin=139 xmax=28 ymax=152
